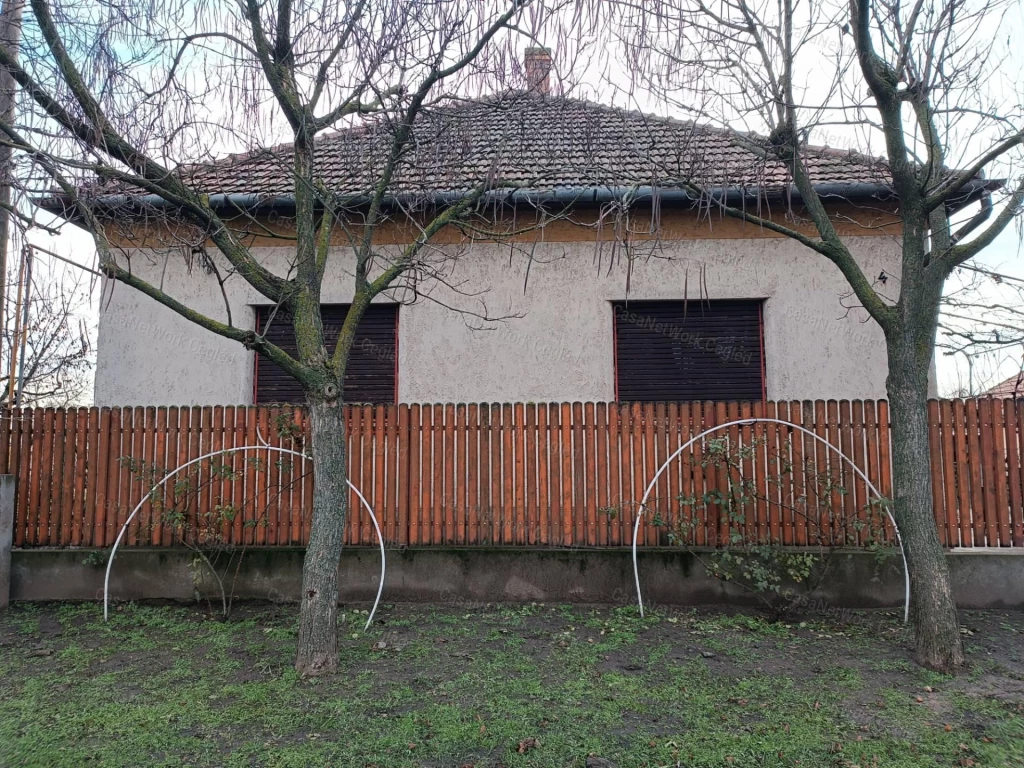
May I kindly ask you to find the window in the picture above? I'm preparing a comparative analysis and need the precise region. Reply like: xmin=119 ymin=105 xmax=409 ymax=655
xmin=254 ymin=304 xmax=398 ymax=404
xmin=613 ymin=300 xmax=764 ymax=402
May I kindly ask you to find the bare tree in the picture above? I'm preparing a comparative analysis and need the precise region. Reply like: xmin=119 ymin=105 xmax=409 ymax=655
xmin=939 ymin=261 xmax=1024 ymax=394
xmin=2 ymin=250 xmax=93 ymax=407
xmin=0 ymin=0 xmax=585 ymax=675
xmin=610 ymin=0 xmax=1024 ymax=671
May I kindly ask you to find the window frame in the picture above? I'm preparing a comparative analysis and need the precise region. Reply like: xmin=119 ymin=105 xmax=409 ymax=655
xmin=611 ymin=299 xmax=767 ymax=402
xmin=252 ymin=303 xmax=399 ymax=404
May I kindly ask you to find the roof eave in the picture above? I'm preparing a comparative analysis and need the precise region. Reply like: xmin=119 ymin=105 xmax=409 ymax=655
xmin=39 ymin=178 xmax=999 ymax=223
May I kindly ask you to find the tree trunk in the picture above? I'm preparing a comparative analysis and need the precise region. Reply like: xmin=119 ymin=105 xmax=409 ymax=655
xmin=886 ymin=338 xmax=965 ymax=673
xmin=295 ymin=391 xmax=347 ymax=676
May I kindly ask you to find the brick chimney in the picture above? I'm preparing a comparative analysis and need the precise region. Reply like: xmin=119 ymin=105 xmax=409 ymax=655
xmin=524 ymin=47 xmax=552 ymax=94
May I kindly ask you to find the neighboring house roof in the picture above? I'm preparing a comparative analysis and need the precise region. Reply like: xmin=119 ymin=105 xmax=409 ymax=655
xmin=47 ymin=92 xmax=998 ymax=215
xmin=985 ymin=372 xmax=1024 ymax=398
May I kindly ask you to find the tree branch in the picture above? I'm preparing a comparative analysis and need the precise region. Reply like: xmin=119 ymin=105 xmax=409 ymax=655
xmin=679 ymin=181 xmax=898 ymax=332
xmin=940 ymin=179 xmax=1024 ymax=269
xmin=105 ymin=259 xmax=310 ymax=384
xmin=924 ymin=131 xmax=1023 ymax=211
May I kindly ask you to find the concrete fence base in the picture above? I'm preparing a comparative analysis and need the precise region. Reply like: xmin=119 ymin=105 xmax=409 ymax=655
xmin=8 ymin=546 xmax=1024 ymax=610
xmin=0 ymin=476 xmax=14 ymax=610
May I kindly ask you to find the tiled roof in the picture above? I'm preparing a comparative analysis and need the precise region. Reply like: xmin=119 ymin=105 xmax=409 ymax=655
xmin=985 ymin=373 xmax=1024 ymax=398
xmin=87 ymin=93 xmax=897 ymax=203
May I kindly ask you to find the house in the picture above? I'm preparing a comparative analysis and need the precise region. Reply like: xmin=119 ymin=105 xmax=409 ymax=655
xmin=51 ymin=53 xmax=985 ymax=407
xmin=986 ymin=373 xmax=1024 ymax=399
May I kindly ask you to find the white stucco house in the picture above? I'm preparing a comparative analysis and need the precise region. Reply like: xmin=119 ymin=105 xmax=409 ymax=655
xmin=49 ymin=63 xmax=983 ymax=407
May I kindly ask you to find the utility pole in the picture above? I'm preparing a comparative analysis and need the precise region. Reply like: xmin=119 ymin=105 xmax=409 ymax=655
xmin=5 ymin=243 xmax=24 ymax=406
xmin=0 ymin=0 xmax=24 ymax=381
xmin=12 ymin=243 xmax=27 ymax=406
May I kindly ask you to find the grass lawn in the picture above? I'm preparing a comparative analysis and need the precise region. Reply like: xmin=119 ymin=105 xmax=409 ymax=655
xmin=0 ymin=601 xmax=1022 ymax=767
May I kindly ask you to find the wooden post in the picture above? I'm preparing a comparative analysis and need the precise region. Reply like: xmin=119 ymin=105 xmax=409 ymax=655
xmin=0 ymin=474 xmax=15 ymax=609
xmin=5 ymin=248 xmax=26 ymax=406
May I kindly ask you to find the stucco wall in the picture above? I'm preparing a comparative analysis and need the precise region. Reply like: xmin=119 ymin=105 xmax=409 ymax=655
xmin=95 ymin=232 xmax=903 ymax=405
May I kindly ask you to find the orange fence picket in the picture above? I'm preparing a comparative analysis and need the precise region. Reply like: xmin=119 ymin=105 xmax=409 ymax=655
xmin=0 ymin=400 xmax=1020 ymax=549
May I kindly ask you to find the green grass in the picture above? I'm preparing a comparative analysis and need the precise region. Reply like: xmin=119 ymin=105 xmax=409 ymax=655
xmin=1 ymin=602 xmax=1022 ymax=767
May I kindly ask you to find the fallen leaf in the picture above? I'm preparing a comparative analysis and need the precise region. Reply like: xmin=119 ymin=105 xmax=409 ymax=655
xmin=517 ymin=738 xmax=540 ymax=754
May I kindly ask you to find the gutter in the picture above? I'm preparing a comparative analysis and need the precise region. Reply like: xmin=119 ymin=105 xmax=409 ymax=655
xmin=44 ymin=178 xmax=999 ymax=220
xmin=85 ymin=183 xmax=901 ymax=209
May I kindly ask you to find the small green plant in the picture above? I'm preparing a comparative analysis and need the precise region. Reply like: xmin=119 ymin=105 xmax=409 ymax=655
xmin=653 ymin=434 xmax=895 ymax=620
xmin=81 ymin=550 xmax=108 ymax=568
xmin=121 ymin=447 xmax=310 ymax=619
xmin=274 ymin=411 xmax=306 ymax=445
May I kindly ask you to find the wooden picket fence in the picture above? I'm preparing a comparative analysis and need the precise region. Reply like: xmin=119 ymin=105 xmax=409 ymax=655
xmin=0 ymin=399 xmax=1022 ymax=550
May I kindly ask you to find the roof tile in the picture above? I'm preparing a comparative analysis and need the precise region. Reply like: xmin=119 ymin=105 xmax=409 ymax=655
xmin=83 ymin=93 xmax=895 ymax=202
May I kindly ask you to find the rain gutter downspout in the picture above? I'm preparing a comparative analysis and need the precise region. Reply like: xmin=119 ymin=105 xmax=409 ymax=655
xmin=950 ymin=192 xmax=994 ymax=244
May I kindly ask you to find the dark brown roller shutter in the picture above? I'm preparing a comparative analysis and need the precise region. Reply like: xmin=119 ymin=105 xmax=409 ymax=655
xmin=254 ymin=304 xmax=398 ymax=404
xmin=613 ymin=300 xmax=764 ymax=402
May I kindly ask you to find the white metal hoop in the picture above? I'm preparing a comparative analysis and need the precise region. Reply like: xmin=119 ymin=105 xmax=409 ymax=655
xmin=631 ymin=417 xmax=910 ymax=623
xmin=103 ymin=444 xmax=386 ymax=631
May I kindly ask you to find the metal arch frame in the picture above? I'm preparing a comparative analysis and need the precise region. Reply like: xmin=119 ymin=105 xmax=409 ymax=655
xmin=631 ymin=417 xmax=910 ymax=623
xmin=104 ymin=444 xmax=386 ymax=631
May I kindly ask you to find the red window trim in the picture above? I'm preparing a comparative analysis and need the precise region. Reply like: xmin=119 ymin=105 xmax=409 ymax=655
xmin=611 ymin=298 xmax=766 ymax=402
